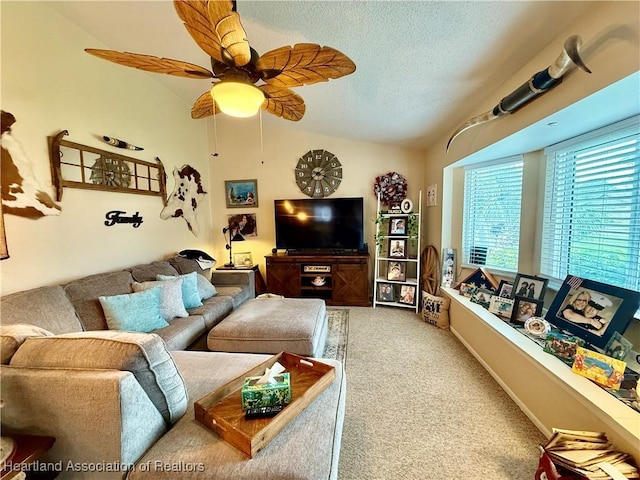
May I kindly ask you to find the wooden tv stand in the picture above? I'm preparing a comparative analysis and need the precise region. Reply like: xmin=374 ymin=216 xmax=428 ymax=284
xmin=265 ymin=253 xmax=370 ymax=307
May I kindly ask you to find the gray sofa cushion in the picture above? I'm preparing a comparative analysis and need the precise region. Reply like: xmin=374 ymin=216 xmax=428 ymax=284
xmin=153 ymin=316 xmax=207 ymax=351
xmin=0 ymin=285 xmax=83 ymax=334
xmin=168 ymin=255 xmax=211 ymax=279
xmin=10 ymin=331 xmax=188 ymax=425
xmin=0 ymin=324 xmax=54 ymax=364
xmin=64 ymin=270 xmax=134 ymax=331
xmin=130 ymin=261 xmax=180 ymax=283
xmin=188 ymin=295 xmax=234 ymax=329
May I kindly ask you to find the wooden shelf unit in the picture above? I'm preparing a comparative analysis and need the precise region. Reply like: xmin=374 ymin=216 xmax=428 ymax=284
xmin=265 ymin=254 xmax=370 ymax=307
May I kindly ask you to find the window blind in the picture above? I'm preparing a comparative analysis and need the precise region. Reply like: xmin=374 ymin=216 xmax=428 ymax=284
xmin=541 ymin=116 xmax=640 ymax=291
xmin=462 ymin=157 xmax=523 ymax=271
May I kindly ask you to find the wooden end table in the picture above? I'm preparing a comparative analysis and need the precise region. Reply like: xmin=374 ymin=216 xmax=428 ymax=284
xmin=216 ymin=264 xmax=266 ymax=296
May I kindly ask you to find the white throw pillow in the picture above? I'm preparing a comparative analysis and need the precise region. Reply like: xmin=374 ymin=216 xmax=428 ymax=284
xmin=133 ymin=276 xmax=189 ymax=320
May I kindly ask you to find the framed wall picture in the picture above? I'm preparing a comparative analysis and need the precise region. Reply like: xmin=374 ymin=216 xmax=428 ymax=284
xmin=377 ymin=282 xmax=396 ymax=302
xmin=398 ymin=284 xmax=417 ymax=305
xmin=388 ymin=238 xmax=407 ymax=258
xmin=511 ymin=273 xmax=548 ymax=301
xmin=545 ymin=275 xmax=640 ymax=349
xmin=227 ymin=213 xmax=257 ymax=238
xmin=388 ymin=216 xmax=407 ymax=236
xmin=511 ymin=296 xmax=543 ymax=325
xmin=225 ymin=179 xmax=258 ymax=208
xmin=387 ymin=261 xmax=406 ymax=281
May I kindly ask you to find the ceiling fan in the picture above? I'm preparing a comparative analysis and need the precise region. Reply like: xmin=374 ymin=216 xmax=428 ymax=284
xmin=86 ymin=0 xmax=356 ymax=121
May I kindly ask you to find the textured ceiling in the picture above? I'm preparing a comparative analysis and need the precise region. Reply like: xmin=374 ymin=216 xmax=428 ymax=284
xmin=49 ymin=1 xmax=596 ymax=150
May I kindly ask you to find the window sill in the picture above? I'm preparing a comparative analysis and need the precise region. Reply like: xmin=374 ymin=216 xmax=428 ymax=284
xmin=442 ymin=287 xmax=640 ymax=463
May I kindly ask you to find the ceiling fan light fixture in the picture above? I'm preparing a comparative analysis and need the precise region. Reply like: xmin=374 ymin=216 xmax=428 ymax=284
xmin=211 ymin=82 xmax=264 ymax=118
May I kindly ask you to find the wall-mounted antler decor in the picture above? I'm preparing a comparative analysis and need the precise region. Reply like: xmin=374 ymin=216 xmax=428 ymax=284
xmin=446 ymin=35 xmax=592 ymax=152
xmin=49 ymin=130 xmax=166 ymax=203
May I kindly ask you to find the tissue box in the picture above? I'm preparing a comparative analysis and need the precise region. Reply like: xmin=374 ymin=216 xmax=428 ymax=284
xmin=241 ymin=372 xmax=291 ymax=410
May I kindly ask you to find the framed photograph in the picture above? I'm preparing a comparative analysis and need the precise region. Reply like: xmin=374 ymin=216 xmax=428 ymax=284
xmin=572 ymin=346 xmax=626 ymax=390
xmin=459 ymin=282 xmax=476 ymax=298
xmin=489 ymin=296 xmax=515 ymax=320
xmin=497 ymin=280 xmax=514 ymax=299
xmin=543 ymin=331 xmax=586 ymax=366
xmin=232 ymin=251 xmax=253 ymax=268
xmin=604 ymin=332 xmax=633 ymax=361
xmin=511 ymin=296 xmax=543 ymax=325
xmin=470 ymin=288 xmax=492 ymax=309
xmin=387 ymin=261 xmax=406 ymax=281
xmin=388 ymin=216 xmax=407 ymax=236
xmin=388 ymin=238 xmax=407 ymax=258
xmin=511 ymin=273 xmax=548 ymax=301
xmin=377 ymin=282 xmax=396 ymax=302
xmin=227 ymin=213 xmax=257 ymax=238
xmin=225 ymin=179 xmax=258 ymax=208
xmin=545 ymin=275 xmax=640 ymax=349
xmin=400 ymin=198 xmax=413 ymax=213
xmin=442 ymin=248 xmax=456 ymax=288
xmin=398 ymin=284 xmax=417 ymax=305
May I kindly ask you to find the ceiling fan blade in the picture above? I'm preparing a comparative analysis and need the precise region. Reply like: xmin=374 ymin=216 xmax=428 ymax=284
xmin=85 ymin=49 xmax=213 ymax=79
xmin=260 ymin=85 xmax=305 ymax=122
xmin=207 ymin=0 xmax=251 ymax=67
xmin=256 ymin=43 xmax=356 ymax=88
xmin=191 ymin=90 xmax=220 ymax=119
xmin=174 ymin=0 xmax=225 ymax=63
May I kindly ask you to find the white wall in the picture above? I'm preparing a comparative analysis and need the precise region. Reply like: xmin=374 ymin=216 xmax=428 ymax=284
xmin=1 ymin=2 xmax=424 ymax=295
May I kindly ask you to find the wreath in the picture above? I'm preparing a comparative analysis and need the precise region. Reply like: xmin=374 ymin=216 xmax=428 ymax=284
xmin=373 ymin=171 xmax=408 ymax=205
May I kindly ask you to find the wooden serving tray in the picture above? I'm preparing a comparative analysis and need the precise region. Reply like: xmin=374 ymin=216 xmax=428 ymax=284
xmin=194 ymin=352 xmax=336 ymax=457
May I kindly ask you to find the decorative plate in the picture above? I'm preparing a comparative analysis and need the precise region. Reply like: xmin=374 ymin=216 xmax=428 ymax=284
xmin=90 ymin=156 xmax=132 ymax=188
xmin=295 ymin=149 xmax=342 ymax=198
xmin=374 ymin=172 xmax=407 ymax=205
xmin=524 ymin=317 xmax=551 ymax=337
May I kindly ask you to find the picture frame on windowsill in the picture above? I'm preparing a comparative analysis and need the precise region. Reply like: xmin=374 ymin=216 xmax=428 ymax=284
xmin=545 ymin=275 xmax=640 ymax=350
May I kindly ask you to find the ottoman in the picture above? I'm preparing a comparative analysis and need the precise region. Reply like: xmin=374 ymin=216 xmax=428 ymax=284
xmin=207 ymin=297 xmax=328 ymax=357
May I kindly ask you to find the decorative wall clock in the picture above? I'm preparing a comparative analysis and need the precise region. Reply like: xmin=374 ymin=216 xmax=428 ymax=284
xmin=295 ymin=149 xmax=342 ymax=198
xmin=90 ymin=157 xmax=132 ymax=187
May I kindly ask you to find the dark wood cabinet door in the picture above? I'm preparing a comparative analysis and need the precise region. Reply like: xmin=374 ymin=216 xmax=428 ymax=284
xmin=266 ymin=262 xmax=300 ymax=297
xmin=333 ymin=262 xmax=369 ymax=306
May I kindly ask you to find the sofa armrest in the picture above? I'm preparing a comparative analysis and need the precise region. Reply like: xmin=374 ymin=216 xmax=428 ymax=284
xmin=1 ymin=366 xmax=167 ymax=477
xmin=210 ymin=270 xmax=255 ymax=296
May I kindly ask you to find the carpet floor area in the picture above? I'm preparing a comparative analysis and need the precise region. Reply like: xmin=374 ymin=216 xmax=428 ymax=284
xmin=337 ymin=306 xmax=546 ymax=480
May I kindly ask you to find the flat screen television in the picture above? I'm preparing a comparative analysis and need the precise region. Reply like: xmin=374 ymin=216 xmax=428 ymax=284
xmin=274 ymin=197 xmax=364 ymax=252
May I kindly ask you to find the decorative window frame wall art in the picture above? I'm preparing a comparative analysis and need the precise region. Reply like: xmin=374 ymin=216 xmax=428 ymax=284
xmin=388 ymin=216 xmax=407 ymax=236
xmin=49 ymin=130 xmax=167 ymax=203
xmin=511 ymin=273 xmax=548 ymax=301
xmin=388 ymin=238 xmax=407 ymax=259
xmin=225 ymin=179 xmax=258 ymax=208
xmin=511 ymin=296 xmax=544 ymax=325
xmin=545 ymin=275 xmax=640 ymax=350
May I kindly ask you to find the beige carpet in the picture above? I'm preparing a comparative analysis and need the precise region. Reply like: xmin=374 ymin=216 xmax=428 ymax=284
xmin=337 ymin=306 xmax=546 ymax=480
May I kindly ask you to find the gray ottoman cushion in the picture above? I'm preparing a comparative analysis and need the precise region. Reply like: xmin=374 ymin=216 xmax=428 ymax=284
xmin=207 ymin=298 xmax=327 ymax=356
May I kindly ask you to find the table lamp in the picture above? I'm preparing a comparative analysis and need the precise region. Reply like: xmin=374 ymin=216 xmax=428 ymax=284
xmin=222 ymin=223 xmax=244 ymax=267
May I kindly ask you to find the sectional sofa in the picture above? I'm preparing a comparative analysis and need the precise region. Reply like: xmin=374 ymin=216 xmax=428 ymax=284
xmin=0 ymin=256 xmax=346 ymax=480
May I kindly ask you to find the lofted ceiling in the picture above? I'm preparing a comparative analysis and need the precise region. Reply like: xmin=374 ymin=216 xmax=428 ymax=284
xmin=48 ymin=0 xmax=598 ymax=151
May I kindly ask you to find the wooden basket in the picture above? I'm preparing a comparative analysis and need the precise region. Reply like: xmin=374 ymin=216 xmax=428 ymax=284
xmin=194 ymin=352 xmax=336 ymax=457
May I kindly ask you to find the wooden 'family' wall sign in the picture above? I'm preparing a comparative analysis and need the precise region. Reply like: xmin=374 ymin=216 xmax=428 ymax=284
xmin=48 ymin=130 xmax=167 ymax=204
